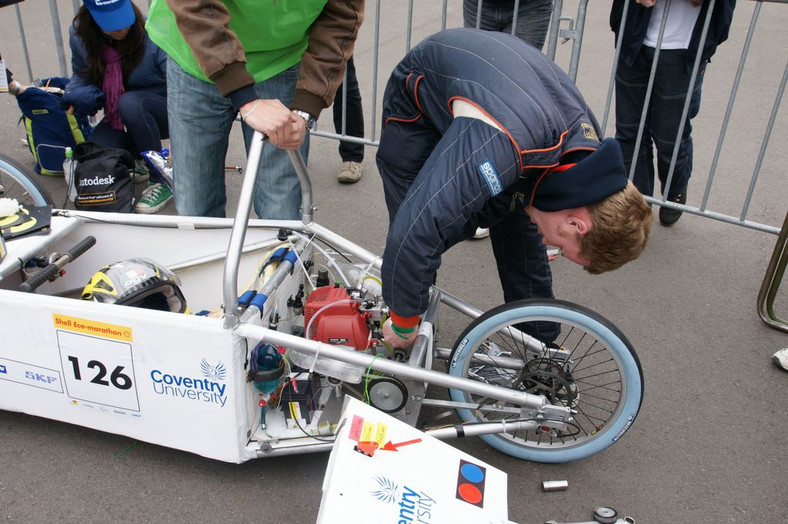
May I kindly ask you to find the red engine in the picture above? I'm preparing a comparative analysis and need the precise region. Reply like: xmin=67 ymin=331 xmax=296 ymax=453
xmin=304 ymin=286 xmax=370 ymax=351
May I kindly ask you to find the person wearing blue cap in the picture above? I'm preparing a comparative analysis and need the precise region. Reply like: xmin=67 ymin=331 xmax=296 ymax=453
xmin=62 ymin=0 xmax=173 ymax=214
xmin=376 ymin=29 xmax=653 ymax=350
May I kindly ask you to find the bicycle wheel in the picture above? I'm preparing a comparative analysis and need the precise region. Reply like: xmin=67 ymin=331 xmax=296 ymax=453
xmin=0 ymin=154 xmax=54 ymax=206
xmin=448 ymin=299 xmax=643 ymax=463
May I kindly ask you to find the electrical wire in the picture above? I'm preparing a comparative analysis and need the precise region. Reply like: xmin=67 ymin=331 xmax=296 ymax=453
xmin=285 ymin=376 xmax=335 ymax=442
xmin=363 ymin=353 xmax=385 ymax=404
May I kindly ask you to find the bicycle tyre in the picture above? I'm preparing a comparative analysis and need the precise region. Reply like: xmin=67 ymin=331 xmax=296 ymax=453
xmin=448 ymin=299 xmax=644 ymax=463
xmin=0 ymin=154 xmax=54 ymax=206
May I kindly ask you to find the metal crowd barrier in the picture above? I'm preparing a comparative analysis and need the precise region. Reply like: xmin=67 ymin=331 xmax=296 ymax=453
xmin=3 ymin=0 xmax=785 ymax=322
xmin=758 ymin=212 xmax=788 ymax=332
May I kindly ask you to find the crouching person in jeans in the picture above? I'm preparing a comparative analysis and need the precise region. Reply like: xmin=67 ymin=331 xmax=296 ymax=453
xmin=63 ymin=0 xmax=173 ymax=214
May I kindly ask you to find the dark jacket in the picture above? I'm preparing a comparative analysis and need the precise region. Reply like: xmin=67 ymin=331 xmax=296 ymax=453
xmin=610 ymin=0 xmax=736 ymax=72
xmin=63 ymin=23 xmax=167 ymax=116
xmin=380 ymin=29 xmax=626 ymax=321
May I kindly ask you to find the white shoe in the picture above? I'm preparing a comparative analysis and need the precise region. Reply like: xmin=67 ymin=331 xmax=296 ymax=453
xmin=473 ymin=227 xmax=489 ymax=239
xmin=772 ymin=348 xmax=788 ymax=371
xmin=337 ymin=161 xmax=363 ymax=183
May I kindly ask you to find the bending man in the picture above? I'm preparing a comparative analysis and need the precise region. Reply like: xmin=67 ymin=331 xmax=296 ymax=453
xmin=377 ymin=29 xmax=652 ymax=348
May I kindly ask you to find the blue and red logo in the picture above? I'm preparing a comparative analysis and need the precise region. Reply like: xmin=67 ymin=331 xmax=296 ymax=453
xmin=456 ymin=459 xmax=486 ymax=508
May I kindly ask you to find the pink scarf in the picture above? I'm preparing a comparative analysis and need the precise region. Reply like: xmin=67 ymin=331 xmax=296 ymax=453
xmin=102 ymin=43 xmax=125 ymax=131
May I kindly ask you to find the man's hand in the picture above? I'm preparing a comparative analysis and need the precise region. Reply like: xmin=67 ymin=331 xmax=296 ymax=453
xmin=240 ymin=98 xmax=307 ymax=150
xmin=636 ymin=0 xmax=657 ymax=7
xmin=382 ymin=318 xmax=418 ymax=349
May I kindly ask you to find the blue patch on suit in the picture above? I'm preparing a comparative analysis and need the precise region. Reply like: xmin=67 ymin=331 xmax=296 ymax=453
xmin=478 ymin=160 xmax=503 ymax=196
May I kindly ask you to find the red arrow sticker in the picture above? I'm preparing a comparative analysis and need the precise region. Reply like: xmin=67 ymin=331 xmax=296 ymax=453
xmin=380 ymin=438 xmax=422 ymax=452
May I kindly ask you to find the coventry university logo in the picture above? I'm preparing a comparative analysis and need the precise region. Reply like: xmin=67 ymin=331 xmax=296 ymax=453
xmin=150 ymin=359 xmax=228 ymax=407
xmin=200 ymin=359 xmax=226 ymax=381
xmin=370 ymin=476 xmax=437 ymax=523
xmin=371 ymin=476 xmax=399 ymax=503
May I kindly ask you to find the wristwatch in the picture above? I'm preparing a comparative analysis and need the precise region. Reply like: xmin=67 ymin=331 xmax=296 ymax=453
xmin=291 ymin=109 xmax=316 ymax=130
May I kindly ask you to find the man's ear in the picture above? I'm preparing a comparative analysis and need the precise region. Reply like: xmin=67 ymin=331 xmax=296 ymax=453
xmin=565 ymin=208 xmax=593 ymax=235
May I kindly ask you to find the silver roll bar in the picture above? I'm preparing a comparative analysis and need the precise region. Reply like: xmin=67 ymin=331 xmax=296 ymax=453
xmin=222 ymin=131 xmax=314 ymax=328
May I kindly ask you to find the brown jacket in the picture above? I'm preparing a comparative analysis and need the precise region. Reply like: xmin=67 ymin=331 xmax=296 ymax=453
xmin=167 ymin=0 xmax=364 ymax=117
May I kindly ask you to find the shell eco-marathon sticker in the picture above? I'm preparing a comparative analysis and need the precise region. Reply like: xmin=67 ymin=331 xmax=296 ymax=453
xmin=54 ymin=313 xmax=133 ymax=342
xmin=54 ymin=314 xmax=141 ymax=414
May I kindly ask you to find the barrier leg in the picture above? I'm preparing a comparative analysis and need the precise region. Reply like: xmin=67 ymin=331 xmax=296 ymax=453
xmin=757 ymin=212 xmax=788 ymax=333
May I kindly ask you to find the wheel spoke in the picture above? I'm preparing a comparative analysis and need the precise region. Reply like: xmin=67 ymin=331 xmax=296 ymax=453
xmin=448 ymin=300 xmax=643 ymax=462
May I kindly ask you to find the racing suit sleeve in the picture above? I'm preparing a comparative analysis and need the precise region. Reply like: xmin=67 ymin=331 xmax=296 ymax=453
xmin=381 ymin=117 xmax=522 ymax=322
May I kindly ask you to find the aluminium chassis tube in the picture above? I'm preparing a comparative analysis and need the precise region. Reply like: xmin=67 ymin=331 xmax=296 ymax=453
xmin=235 ymin=322 xmax=570 ymax=421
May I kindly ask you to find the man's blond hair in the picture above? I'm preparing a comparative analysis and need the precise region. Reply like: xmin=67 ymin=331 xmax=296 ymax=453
xmin=581 ymin=182 xmax=652 ymax=274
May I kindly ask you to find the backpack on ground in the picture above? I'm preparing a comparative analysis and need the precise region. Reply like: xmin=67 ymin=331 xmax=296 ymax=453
xmin=73 ymin=141 xmax=134 ymax=213
xmin=15 ymin=77 xmax=91 ymax=175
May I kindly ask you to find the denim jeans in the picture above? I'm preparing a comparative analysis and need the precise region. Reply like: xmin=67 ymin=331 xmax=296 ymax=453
xmin=463 ymin=0 xmax=554 ymax=50
xmin=615 ymin=47 xmax=705 ymax=198
xmin=332 ymin=56 xmax=365 ymax=163
xmin=490 ymin=206 xmax=558 ymax=342
xmin=88 ymin=88 xmax=168 ymax=184
xmin=166 ymin=58 xmax=309 ymax=218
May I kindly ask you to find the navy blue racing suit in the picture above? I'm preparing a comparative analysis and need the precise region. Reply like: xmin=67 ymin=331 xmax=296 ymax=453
xmin=376 ymin=29 xmax=615 ymax=341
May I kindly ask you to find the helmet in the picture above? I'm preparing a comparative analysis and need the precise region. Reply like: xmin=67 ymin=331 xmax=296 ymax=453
xmin=82 ymin=258 xmax=188 ymax=313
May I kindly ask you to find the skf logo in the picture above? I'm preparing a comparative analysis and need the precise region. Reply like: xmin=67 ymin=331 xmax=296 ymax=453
xmin=456 ymin=459 xmax=486 ymax=508
xmin=25 ymin=371 xmax=58 ymax=385
xmin=0 ymin=364 xmax=6 ymax=374
xmin=581 ymin=123 xmax=598 ymax=141
xmin=478 ymin=160 xmax=503 ymax=196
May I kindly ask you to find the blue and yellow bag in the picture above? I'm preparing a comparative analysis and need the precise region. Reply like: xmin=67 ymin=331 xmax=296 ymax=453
xmin=16 ymin=77 xmax=91 ymax=176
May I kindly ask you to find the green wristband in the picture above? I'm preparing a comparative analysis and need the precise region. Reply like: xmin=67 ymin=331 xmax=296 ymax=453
xmin=391 ymin=323 xmax=416 ymax=339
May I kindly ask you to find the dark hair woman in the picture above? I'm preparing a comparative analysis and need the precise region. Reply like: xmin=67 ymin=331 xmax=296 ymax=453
xmin=63 ymin=0 xmax=172 ymax=214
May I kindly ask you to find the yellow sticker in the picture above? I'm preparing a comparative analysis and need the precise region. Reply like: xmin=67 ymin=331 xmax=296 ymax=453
xmin=374 ymin=423 xmax=388 ymax=447
xmin=53 ymin=314 xmax=133 ymax=342
xmin=360 ymin=421 xmax=375 ymax=443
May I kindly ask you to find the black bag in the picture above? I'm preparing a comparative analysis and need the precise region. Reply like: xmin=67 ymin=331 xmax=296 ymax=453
xmin=73 ymin=141 xmax=134 ymax=212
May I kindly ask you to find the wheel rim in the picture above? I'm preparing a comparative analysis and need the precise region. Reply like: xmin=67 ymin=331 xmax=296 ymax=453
xmin=0 ymin=156 xmax=54 ymax=206
xmin=449 ymin=302 xmax=642 ymax=461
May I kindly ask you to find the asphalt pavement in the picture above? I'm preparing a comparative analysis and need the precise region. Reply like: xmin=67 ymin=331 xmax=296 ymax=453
xmin=1 ymin=1 xmax=786 ymax=523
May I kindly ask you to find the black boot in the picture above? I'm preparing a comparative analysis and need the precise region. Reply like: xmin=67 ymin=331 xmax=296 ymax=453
xmin=659 ymin=189 xmax=687 ymax=226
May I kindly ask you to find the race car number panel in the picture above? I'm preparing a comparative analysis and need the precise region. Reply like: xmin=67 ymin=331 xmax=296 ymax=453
xmin=57 ymin=330 xmax=141 ymax=412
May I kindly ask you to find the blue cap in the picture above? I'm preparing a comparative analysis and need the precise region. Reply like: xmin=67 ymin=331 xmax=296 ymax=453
xmin=83 ymin=0 xmax=135 ymax=32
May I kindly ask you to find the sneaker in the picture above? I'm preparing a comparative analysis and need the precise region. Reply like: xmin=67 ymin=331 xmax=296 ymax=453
xmin=772 ymin=348 xmax=788 ymax=371
xmin=473 ymin=227 xmax=490 ymax=239
xmin=337 ymin=161 xmax=363 ymax=184
xmin=659 ymin=189 xmax=687 ymax=226
xmin=130 ymin=159 xmax=150 ymax=184
xmin=7 ymin=80 xmax=23 ymax=96
xmin=135 ymin=182 xmax=173 ymax=214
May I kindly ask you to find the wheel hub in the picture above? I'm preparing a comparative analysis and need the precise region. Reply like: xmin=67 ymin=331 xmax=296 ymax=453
xmin=518 ymin=358 xmax=578 ymax=407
